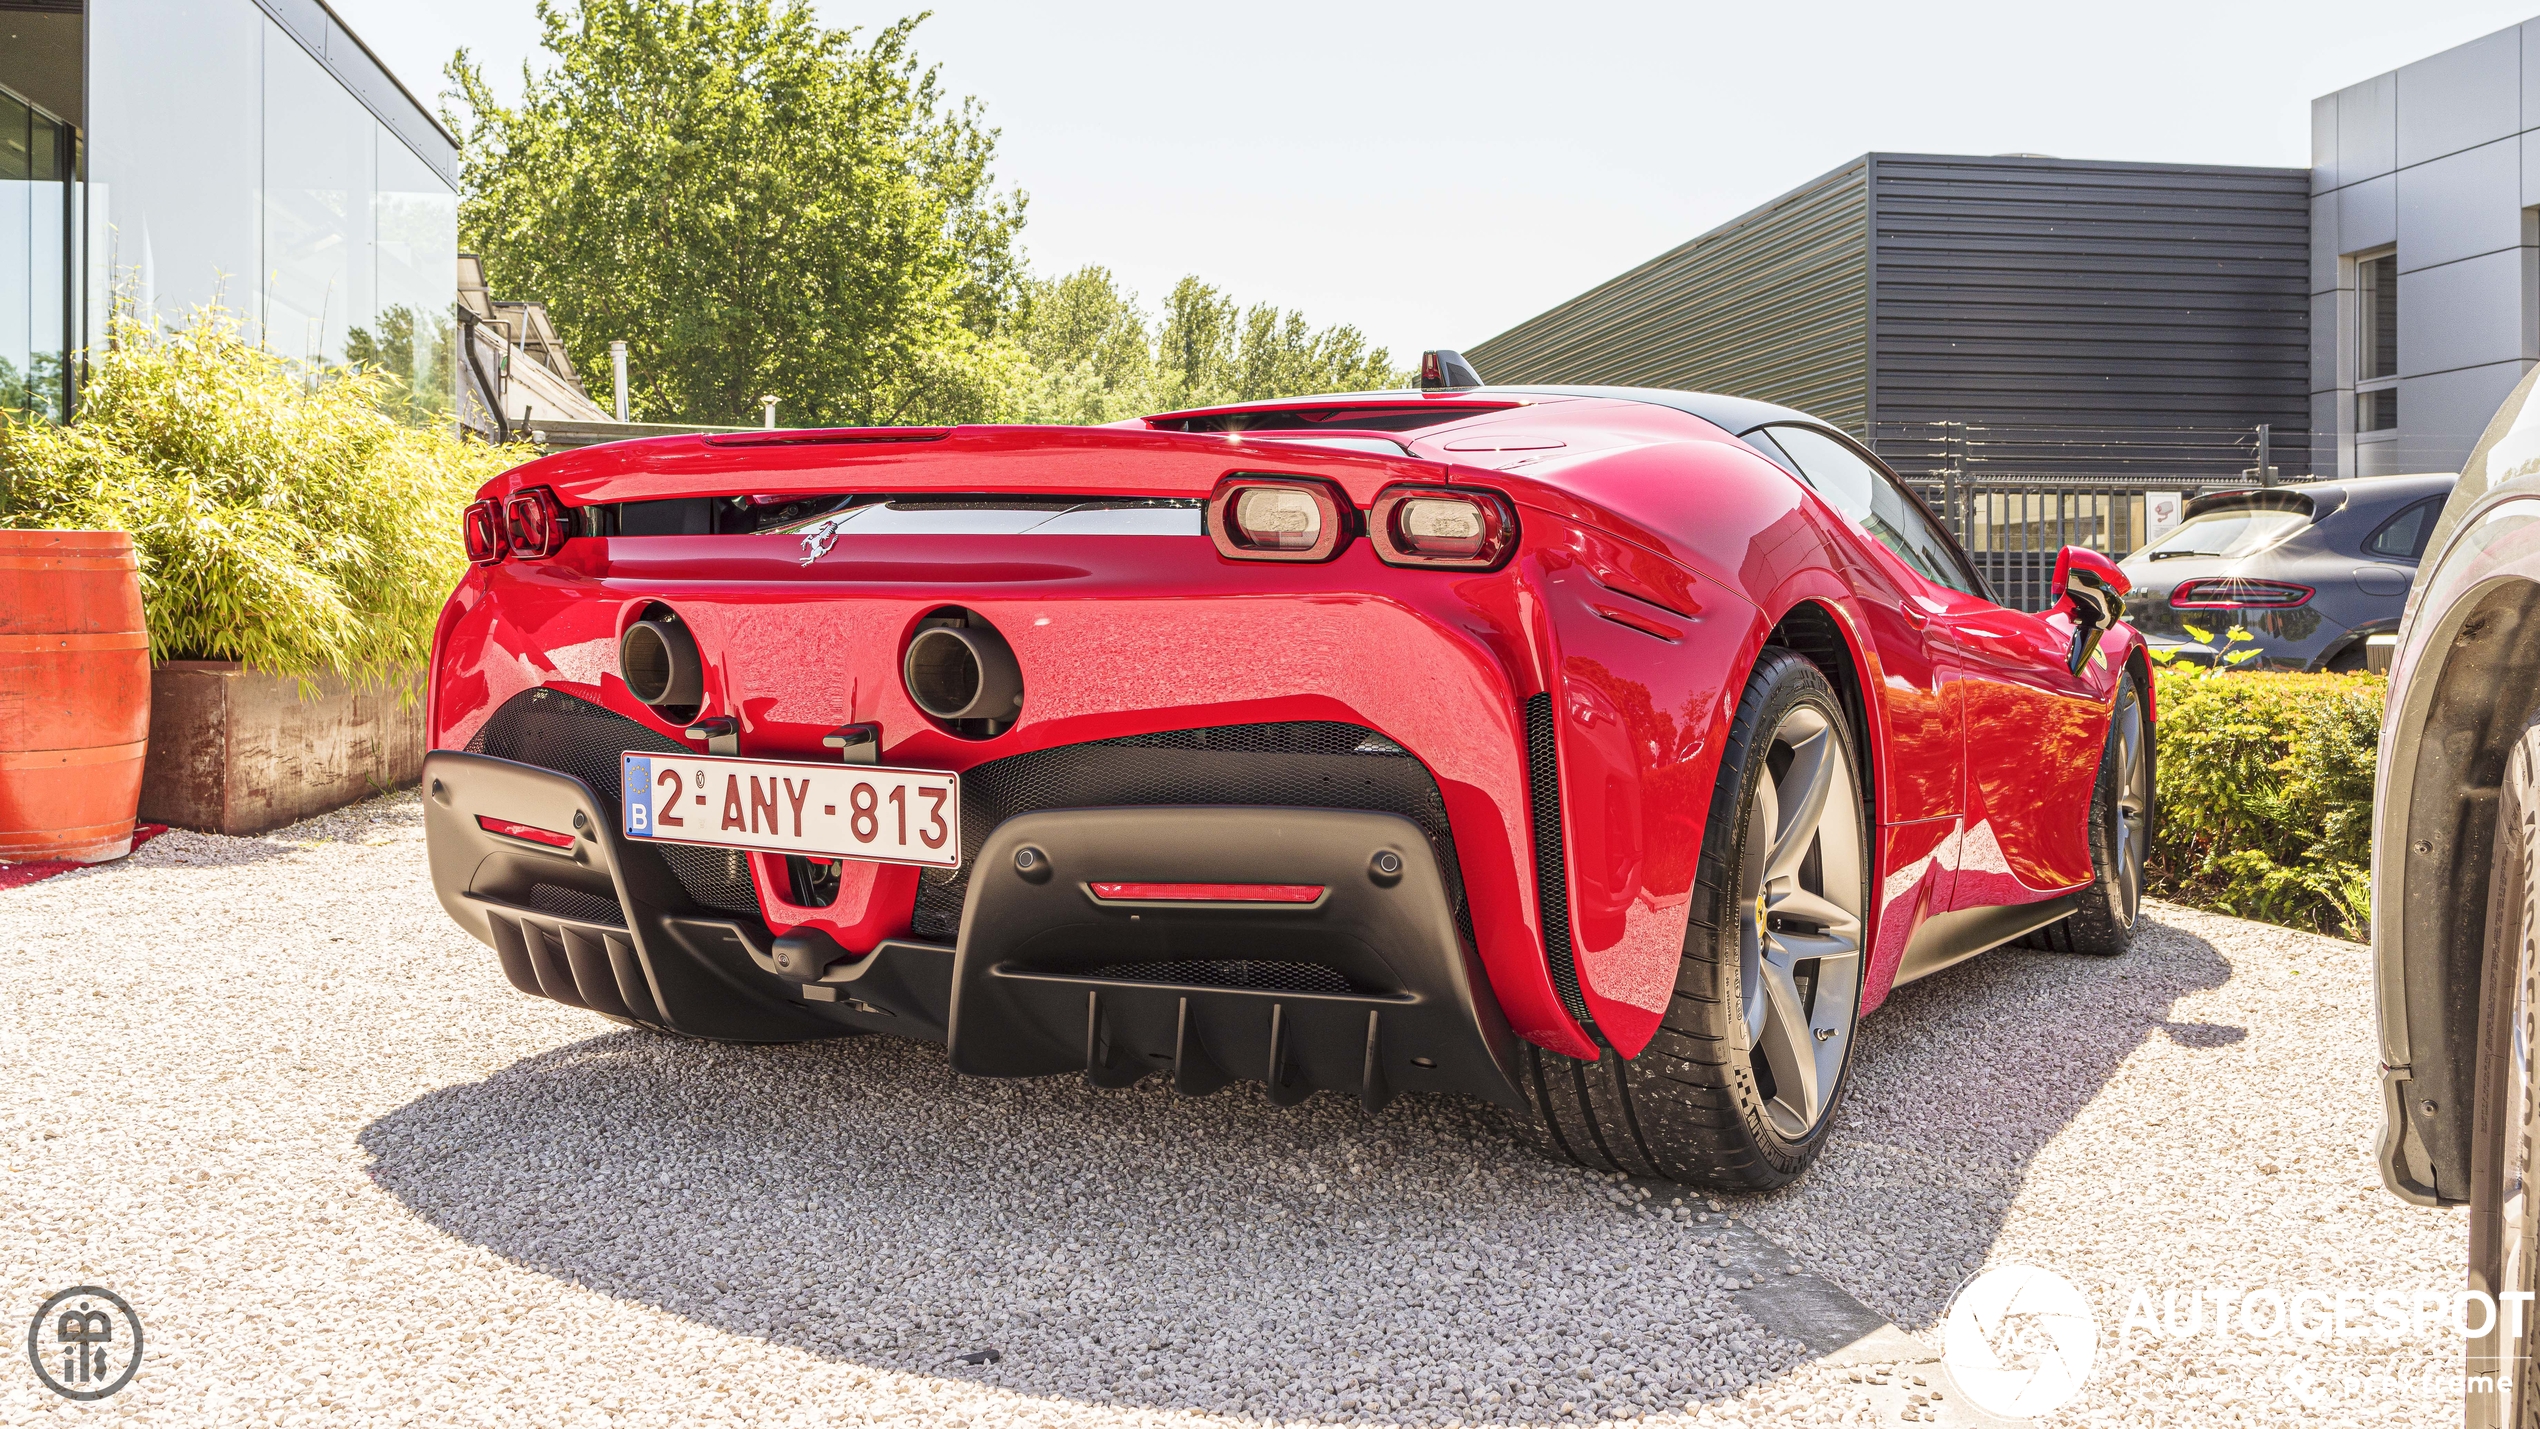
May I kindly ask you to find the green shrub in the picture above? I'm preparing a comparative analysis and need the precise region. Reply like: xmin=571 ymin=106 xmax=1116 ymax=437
xmin=2148 ymin=664 xmax=2384 ymax=939
xmin=0 ymin=305 xmax=527 ymax=684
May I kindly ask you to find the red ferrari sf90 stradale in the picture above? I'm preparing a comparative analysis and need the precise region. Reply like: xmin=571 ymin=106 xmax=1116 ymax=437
xmin=424 ymin=368 xmax=2150 ymax=1188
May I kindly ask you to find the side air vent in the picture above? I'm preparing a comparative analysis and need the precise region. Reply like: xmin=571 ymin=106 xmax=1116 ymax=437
xmin=1525 ymin=693 xmax=1593 ymax=1029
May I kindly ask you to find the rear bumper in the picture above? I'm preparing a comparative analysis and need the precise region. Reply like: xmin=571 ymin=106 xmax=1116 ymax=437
xmin=423 ymin=750 xmax=1524 ymax=1110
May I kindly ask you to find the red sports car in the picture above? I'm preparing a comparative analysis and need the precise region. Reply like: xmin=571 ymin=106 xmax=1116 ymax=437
xmin=424 ymin=365 xmax=2152 ymax=1188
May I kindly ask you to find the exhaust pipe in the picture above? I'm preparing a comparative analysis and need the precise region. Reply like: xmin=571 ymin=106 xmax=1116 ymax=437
xmin=620 ymin=615 xmax=703 ymax=707
xmin=904 ymin=621 xmax=1023 ymax=723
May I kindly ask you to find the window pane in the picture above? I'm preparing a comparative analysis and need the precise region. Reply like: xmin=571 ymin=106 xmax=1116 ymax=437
xmin=263 ymin=22 xmax=375 ymax=368
xmin=0 ymin=90 xmax=71 ymax=422
xmin=362 ymin=123 xmax=457 ymax=424
xmin=2358 ymin=254 xmax=2398 ymax=383
xmin=87 ymin=0 xmax=263 ymax=338
xmin=1766 ymin=425 xmax=1976 ymax=594
xmin=2367 ymin=498 xmax=2439 ymax=560
xmin=2359 ymin=386 xmax=2398 ymax=433
xmin=0 ymin=91 xmax=29 ymax=415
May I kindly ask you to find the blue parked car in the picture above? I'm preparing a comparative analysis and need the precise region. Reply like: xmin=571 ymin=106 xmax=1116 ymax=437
xmin=2116 ymin=473 xmax=2456 ymax=671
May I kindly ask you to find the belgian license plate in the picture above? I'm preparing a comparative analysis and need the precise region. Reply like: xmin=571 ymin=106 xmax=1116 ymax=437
xmin=619 ymin=752 xmax=960 ymax=868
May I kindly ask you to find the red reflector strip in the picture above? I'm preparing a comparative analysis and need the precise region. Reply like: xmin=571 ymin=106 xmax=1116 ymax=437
xmin=477 ymin=815 xmax=575 ymax=849
xmin=1087 ymin=882 xmax=1324 ymax=904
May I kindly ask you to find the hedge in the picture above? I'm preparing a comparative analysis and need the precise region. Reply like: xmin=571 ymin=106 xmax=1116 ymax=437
xmin=2148 ymin=664 xmax=2384 ymax=940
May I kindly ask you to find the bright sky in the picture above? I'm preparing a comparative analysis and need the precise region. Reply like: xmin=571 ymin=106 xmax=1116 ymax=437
xmin=333 ymin=0 xmax=2540 ymax=362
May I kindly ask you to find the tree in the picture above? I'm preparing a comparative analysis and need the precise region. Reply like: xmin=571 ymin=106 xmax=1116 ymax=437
xmin=1003 ymin=265 xmax=1159 ymax=424
xmin=448 ymin=1 xmax=1025 ymax=427
xmin=1149 ymin=275 xmax=1399 ymax=409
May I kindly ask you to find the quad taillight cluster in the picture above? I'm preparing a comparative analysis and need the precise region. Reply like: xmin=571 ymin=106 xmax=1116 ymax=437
xmin=2169 ymin=577 xmax=2313 ymax=609
xmin=464 ymin=487 xmax=572 ymax=565
xmin=1204 ymin=476 xmax=1518 ymax=571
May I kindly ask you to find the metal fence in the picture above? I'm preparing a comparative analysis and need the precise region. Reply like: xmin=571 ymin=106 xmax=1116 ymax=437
xmin=1871 ymin=422 xmax=2306 ymax=611
xmin=1904 ymin=475 xmax=2245 ymax=610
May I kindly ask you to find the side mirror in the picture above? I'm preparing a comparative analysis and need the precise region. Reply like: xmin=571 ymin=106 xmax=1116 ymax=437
xmin=2052 ymin=546 xmax=2131 ymax=677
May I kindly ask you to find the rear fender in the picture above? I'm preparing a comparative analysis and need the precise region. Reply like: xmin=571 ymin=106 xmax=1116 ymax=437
xmin=1524 ymin=513 xmax=1765 ymax=1056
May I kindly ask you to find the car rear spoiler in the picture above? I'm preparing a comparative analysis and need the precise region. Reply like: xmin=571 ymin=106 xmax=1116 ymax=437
xmin=2183 ymin=487 xmax=2334 ymax=520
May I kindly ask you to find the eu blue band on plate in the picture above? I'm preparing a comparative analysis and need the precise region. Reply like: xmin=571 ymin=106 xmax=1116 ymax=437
xmin=622 ymin=755 xmax=652 ymax=836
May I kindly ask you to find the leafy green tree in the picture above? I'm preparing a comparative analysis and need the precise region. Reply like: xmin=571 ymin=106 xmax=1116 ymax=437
xmin=448 ymin=1 xmax=1025 ymax=427
xmin=1003 ymin=265 xmax=1159 ymax=424
xmin=1150 ymin=275 xmax=1400 ymax=409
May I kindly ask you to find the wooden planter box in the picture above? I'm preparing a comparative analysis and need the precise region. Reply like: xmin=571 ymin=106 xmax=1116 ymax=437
xmin=139 ymin=662 xmax=424 ymax=836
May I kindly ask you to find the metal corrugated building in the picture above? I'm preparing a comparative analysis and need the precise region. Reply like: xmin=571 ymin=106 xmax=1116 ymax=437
xmin=1469 ymin=152 xmax=2312 ymax=477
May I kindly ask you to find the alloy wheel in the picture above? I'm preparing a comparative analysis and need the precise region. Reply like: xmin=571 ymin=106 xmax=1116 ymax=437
xmin=2112 ymin=684 xmax=2150 ymax=926
xmin=1735 ymin=703 xmax=1866 ymax=1140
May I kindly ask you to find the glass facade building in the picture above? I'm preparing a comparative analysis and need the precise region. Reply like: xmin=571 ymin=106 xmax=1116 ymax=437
xmin=0 ymin=0 xmax=459 ymax=424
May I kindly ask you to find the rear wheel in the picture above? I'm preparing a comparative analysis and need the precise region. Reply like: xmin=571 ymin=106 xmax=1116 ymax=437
xmin=1516 ymin=648 xmax=1868 ymax=1189
xmin=2467 ymin=715 xmax=2540 ymax=1429
xmin=2023 ymin=669 xmax=2150 ymax=957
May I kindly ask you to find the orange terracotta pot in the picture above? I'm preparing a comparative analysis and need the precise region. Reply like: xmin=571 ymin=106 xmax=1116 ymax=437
xmin=0 ymin=531 xmax=151 ymax=863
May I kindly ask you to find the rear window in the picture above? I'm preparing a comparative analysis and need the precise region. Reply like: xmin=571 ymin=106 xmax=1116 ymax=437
xmin=2365 ymin=497 xmax=2442 ymax=561
xmin=2139 ymin=506 xmax=2312 ymax=562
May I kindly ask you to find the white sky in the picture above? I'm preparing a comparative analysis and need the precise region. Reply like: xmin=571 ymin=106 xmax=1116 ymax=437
xmin=333 ymin=0 xmax=2540 ymax=361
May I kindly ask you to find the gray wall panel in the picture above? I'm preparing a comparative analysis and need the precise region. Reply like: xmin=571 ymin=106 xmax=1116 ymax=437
xmin=2395 ymin=137 xmax=2523 ymax=270
xmin=2311 ymin=288 xmax=2342 ymax=388
xmin=2398 ymin=248 xmax=2527 ymax=374
xmin=2338 ymin=74 xmax=2399 ymax=186
xmin=2340 ymin=174 xmax=2398 ymax=254
xmin=2398 ymin=362 xmax=2531 ymax=471
xmin=1866 ymin=155 xmax=2311 ymax=453
xmin=1470 ymin=152 xmax=2308 ymax=475
xmin=2395 ymin=28 xmax=2521 ymax=169
xmin=2312 ymin=185 xmax=2342 ymax=292
xmin=1466 ymin=161 xmax=1871 ymax=435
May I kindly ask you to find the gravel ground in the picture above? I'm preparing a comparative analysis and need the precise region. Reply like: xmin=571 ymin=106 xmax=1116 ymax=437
xmin=0 ymin=792 xmax=2464 ymax=1427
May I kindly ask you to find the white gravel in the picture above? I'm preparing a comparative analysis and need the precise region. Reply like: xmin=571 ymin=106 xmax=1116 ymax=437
xmin=0 ymin=792 xmax=2464 ymax=1426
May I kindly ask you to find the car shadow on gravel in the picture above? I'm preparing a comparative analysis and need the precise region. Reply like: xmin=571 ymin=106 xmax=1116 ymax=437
xmin=362 ymin=1027 xmax=1799 ymax=1423
xmin=1726 ymin=908 xmax=2241 ymax=1332
xmin=358 ymin=909 xmax=2239 ymax=1423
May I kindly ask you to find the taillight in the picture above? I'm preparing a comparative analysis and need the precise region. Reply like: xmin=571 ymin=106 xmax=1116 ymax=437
xmin=2170 ymin=577 xmax=2312 ymax=609
xmin=1369 ymin=485 xmax=1518 ymax=570
xmin=1205 ymin=476 xmax=1348 ymax=561
xmin=476 ymin=815 xmax=575 ymax=848
xmin=505 ymin=486 xmax=572 ymax=558
xmin=462 ymin=499 xmax=507 ymax=565
xmin=1087 ymin=882 xmax=1326 ymax=904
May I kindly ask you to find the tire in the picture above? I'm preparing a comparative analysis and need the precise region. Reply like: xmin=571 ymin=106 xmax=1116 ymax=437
xmin=2023 ymin=668 xmax=2151 ymax=957
xmin=2467 ymin=714 xmax=2540 ymax=1429
xmin=1514 ymin=647 xmax=1870 ymax=1189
